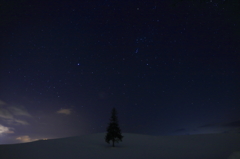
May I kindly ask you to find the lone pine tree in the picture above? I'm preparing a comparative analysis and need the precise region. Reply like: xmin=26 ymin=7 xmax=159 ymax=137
xmin=105 ymin=108 xmax=123 ymax=147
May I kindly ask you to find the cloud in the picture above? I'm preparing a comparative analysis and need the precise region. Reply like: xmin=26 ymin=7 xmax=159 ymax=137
xmin=16 ymin=136 xmax=39 ymax=143
xmin=199 ymin=123 xmax=222 ymax=128
xmin=0 ymin=100 xmax=6 ymax=105
xmin=0 ymin=124 xmax=14 ymax=135
xmin=16 ymin=136 xmax=32 ymax=142
xmin=14 ymin=119 xmax=29 ymax=125
xmin=173 ymin=128 xmax=186 ymax=132
xmin=0 ymin=100 xmax=31 ymax=125
xmin=8 ymin=106 xmax=32 ymax=117
xmin=172 ymin=121 xmax=240 ymax=135
xmin=0 ymin=108 xmax=13 ymax=119
xmin=200 ymin=120 xmax=240 ymax=129
xmin=224 ymin=120 xmax=240 ymax=127
xmin=57 ymin=108 xmax=71 ymax=115
xmin=4 ymin=118 xmax=29 ymax=126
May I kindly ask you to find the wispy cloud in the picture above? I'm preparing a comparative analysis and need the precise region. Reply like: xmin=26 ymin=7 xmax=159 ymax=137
xmin=0 ymin=108 xmax=13 ymax=119
xmin=16 ymin=135 xmax=39 ymax=143
xmin=13 ymin=119 xmax=29 ymax=125
xmin=0 ymin=100 xmax=6 ymax=105
xmin=16 ymin=136 xmax=32 ymax=142
xmin=57 ymin=108 xmax=71 ymax=115
xmin=224 ymin=120 xmax=240 ymax=127
xmin=0 ymin=100 xmax=31 ymax=125
xmin=9 ymin=107 xmax=32 ymax=117
xmin=0 ymin=124 xmax=14 ymax=135
xmin=173 ymin=120 xmax=240 ymax=135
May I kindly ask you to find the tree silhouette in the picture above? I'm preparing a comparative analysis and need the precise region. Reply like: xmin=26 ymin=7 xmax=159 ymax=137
xmin=105 ymin=108 xmax=123 ymax=147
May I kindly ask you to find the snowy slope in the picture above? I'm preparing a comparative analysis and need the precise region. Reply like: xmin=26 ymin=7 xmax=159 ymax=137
xmin=0 ymin=133 xmax=240 ymax=159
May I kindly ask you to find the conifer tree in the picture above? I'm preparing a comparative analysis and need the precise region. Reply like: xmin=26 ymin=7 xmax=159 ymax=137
xmin=105 ymin=108 xmax=123 ymax=147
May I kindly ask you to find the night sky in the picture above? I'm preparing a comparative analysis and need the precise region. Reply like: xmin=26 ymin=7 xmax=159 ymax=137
xmin=0 ymin=0 xmax=240 ymax=144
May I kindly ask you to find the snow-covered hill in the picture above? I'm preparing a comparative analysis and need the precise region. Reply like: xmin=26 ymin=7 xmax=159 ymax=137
xmin=0 ymin=133 xmax=240 ymax=159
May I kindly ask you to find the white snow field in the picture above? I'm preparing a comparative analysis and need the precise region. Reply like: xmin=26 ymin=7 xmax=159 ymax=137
xmin=228 ymin=151 xmax=240 ymax=159
xmin=0 ymin=133 xmax=240 ymax=159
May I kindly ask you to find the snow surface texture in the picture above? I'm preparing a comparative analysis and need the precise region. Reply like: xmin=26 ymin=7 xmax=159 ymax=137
xmin=0 ymin=133 xmax=240 ymax=159
xmin=228 ymin=151 xmax=240 ymax=159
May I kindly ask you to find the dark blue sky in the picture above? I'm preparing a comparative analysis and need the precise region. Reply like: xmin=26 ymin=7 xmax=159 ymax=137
xmin=0 ymin=0 xmax=240 ymax=144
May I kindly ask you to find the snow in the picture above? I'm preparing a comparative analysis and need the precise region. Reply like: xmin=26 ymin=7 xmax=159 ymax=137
xmin=228 ymin=152 xmax=240 ymax=159
xmin=0 ymin=133 xmax=240 ymax=159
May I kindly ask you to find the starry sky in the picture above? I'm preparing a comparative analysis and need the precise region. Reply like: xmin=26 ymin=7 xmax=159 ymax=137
xmin=0 ymin=0 xmax=240 ymax=144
